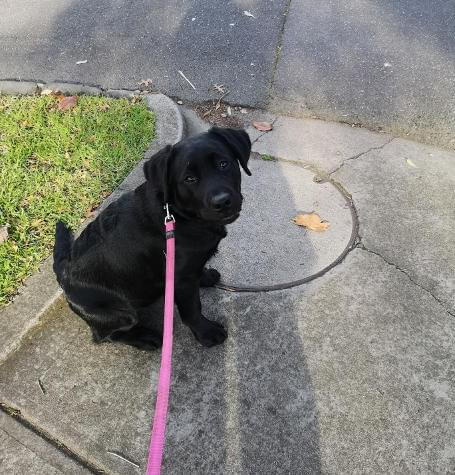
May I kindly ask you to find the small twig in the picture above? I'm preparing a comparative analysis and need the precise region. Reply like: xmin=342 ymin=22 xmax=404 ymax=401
xmin=107 ymin=451 xmax=140 ymax=468
xmin=213 ymin=83 xmax=225 ymax=94
xmin=178 ymin=70 xmax=196 ymax=90
xmin=38 ymin=379 xmax=46 ymax=394
xmin=215 ymin=91 xmax=230 ymax=110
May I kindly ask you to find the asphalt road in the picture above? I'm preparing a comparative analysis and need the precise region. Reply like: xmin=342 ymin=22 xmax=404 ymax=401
xmin=0 ymin=0 xmax=287 ymax=105
xmin=1 ymin=0 xmax=454 ymax=147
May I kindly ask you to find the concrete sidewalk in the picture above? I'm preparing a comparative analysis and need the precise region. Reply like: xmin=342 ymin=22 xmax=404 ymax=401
xmin=1 ymin=110 xmax=455 ymax=473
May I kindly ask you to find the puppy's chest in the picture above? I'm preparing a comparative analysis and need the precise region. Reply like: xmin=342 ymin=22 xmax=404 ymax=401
xmin=176 ymin=227 xmax=224 ymax=259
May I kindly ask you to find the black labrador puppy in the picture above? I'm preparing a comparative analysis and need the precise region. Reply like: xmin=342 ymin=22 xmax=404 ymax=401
xmin=53 ymin=127 xmax=251 ymax=350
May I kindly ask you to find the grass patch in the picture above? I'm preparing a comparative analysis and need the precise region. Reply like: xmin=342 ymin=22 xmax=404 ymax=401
xmin=260 ymin=153 xmax=276 ymax=161
xmin=0 ymin=94 xmax=155 ymax=307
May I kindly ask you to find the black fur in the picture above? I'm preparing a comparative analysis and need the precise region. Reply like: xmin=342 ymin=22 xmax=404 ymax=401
xmin=53 ymin=127 xmax=251 ymax=350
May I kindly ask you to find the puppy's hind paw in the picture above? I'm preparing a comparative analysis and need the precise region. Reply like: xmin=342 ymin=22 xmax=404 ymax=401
xmin=201 ymin=268 xmax=221 ymax=287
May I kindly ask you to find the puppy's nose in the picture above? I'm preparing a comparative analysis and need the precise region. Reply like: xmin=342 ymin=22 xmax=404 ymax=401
xmin=210 ymin=192 xmax=232 ymax=211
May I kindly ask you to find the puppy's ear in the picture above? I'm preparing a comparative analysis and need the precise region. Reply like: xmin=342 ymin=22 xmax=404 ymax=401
xmin=209 ymin=127 xmax=252 ymax=176
xmin=143 ymin=145 xmax=173 ymax=191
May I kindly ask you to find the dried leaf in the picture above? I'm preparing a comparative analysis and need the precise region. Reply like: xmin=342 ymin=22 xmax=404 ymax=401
xmin=252 ymin=121 xmax=273 ymax=132
xmin=243 ymin=10 xmax=256 ymax=18
xmin=292 ymin=213 xmax=330 ymax=232
xmin=57 ymin=96 xmax=78 ymax=111
xmin=40 ymin=89 xmax=54 ymax=96
xmin=0 ymin=225 xmax=9 ymax=244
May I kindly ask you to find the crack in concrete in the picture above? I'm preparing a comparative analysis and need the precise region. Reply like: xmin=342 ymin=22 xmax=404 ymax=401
xmin=267 ymin=0 xmax=293 ymax=103
xmin=358 ymin=244 xmax=455 ymax=318
xmin=329 ymin=137 xmax=395 ymax=177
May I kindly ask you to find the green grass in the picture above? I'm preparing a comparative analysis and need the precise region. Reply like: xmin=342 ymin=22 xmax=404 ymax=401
xmin=260 ymin=153 xmax=275 ymax=161
xmin=0 ymin=94 xmax=155 ymax=307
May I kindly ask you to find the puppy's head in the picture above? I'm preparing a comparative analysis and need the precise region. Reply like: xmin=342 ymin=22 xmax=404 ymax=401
xmin=144 ymin=127 xmax=251 ymax=224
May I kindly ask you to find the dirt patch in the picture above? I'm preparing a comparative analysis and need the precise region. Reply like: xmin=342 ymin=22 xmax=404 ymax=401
xmin=192 ymin=100 xmax=243 ymax=128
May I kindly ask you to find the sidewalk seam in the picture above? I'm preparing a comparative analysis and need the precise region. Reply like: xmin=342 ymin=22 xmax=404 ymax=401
xmin=358 ymin=244 xmax=455 ymax=318
xmin=0 ymin=403 xmax=103 ymax=474
xmin=0 ymin=426 xmax=65 ymax=472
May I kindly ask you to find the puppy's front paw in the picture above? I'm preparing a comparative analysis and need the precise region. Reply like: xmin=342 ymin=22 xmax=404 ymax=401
xmin=191 ymin=316 xmax=227 ymax=347
xmin=200 ymin=268 xmax=221 ymax=287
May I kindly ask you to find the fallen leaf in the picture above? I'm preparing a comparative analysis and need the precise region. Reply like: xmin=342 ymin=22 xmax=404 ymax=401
xmin=0 ymin=225 xmax=9 ymax=244
xmin=76 ymin=60 xmax=88 ymax=64
xmin=40 ymin=89 xmax=54 ymax=96
xmin=243 ymin=10 xmax=256 ymax=18
xmin=406 ymin=158 xmax=417 ymax=168
xmin=57 ymin=96 xmax=78 ymax=111
xmin=99 ymin=103 xmax=110 ymax=112
xmin=252 ymin=121 xmax=273 ymax=131
xmin=293 ymin=213 xmax=330 ymax=232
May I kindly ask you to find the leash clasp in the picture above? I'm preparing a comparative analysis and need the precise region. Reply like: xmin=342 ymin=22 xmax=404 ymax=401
xmin=164 ymin=203 xmax=175 ymax=224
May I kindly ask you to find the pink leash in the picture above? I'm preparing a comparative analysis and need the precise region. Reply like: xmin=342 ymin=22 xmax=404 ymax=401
xmin=146 ymin=207 xmax=175 ymax=475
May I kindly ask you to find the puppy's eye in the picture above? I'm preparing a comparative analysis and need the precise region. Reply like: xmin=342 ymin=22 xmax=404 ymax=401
xmin=219 ymin=160 xmax=229 ymax=169
xmin=184 ymin=175 xmax=198 ymax=184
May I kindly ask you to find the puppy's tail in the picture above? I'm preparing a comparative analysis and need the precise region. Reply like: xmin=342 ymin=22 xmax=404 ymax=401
xmin=53 ymin=220 xmax=73 ymax=286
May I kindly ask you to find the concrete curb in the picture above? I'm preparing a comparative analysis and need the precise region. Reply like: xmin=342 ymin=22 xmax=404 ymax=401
xmin=0 ymin=81 xmax=185 ymax=363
